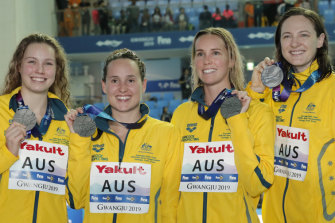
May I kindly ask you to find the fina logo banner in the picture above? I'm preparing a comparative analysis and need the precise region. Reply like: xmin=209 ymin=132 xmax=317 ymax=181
xmin=58 ymin=25 xmax=335 ymax=54
xmin=146 ymin=79 xmax=180 ymax=92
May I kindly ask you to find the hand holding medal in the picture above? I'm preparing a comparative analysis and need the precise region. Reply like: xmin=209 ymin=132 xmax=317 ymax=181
xmin=73 ymin=114 xmax=96 ymax=137
xmin=220 ymin=95 xmax=243 ymax=119
xmin=13 ymin=108 xmax=37 ymax=130
xmin=261 ymin=63 xmax=284 ymax=88
xmin=65 ymin=108 xmax=97 ymax=137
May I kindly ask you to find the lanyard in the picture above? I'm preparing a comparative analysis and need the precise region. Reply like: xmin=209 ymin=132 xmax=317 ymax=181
xmin=82 ymin=104 xmax=147 ymax=129
xmin=16 ymin=91 xmax=52 ymax=139
xmin=198 ymin=88 xmax=233 ymax=120
xmin=272 ymin=69 xmax=320 ymax=102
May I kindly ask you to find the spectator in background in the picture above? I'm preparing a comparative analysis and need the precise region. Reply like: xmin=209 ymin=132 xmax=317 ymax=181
xmin=253 ymin=1 xmax=263 ymax=27
xmin=56 ymin=0 xmax=68 ymax=36
xmin=212 ymin=7 xmax=223 ymax=27
xmin=127 ymin=0 xmax=140 ymax=33
xmin=71 ymin=3 xmax=81 ymax=36
xmin=179 ymin=67 xmax=192 ymax=100
xmin=80 ymin=0 xmax=91 ymax=35
xmin=284 ymin=0 xmax=296 ymax=12
xmin=244 ymin=1 xmax=254 ymax=27
xmin=161 ymin=106 xmax=172 ymax=122
xmin=98 ymin=4 xmax=110 ymax=34
xmin=222 ymin=4 xmax=235 ymax=28
xmin=140 ymin=8 xmax=151 ymax=32
xmin=199 ymin=5 xmax=212 ymax=30
xmin=152 ymin=6 xmax=162 ymax=32
xmin=91 ymin=1 xmax=100 ymax=35
xmin=263 ymin=0 xmax=281 ymax=26
xmin=176 ymin=7 xmax=189 ymax=31
xmin=295 ymin=0 xmax=311 ymax=9
xmin=108 ymin=10 xmax=118 ymax=34
xmin=163 ymin=7 xmax=174 ymax=31
xmin=64 ymin=4 xmax=75 ymax=36
xmin=116 ymin=9 xmax=128 ymax=34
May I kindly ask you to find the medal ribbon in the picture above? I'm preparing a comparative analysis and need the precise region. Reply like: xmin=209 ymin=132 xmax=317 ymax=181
xmin=198 ymin=88 xmax=233 ymax=120
xmin=82 ymin=104 xmax=147 ymax=129
xmin=272 ymin=69 xmax=320 ymax=102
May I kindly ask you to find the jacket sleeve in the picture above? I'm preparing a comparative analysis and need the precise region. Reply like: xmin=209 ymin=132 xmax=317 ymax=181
xmin=246 ymin=82 xmax=271 ymax=101
xmin=160 ymin=127 xmax=182 ymax=223
xmin=227 ymin=102 xmax=275 ymax=197
xmin=0 ymin=144 xmax=18 ymax=174
xmin=66 ymin=133 xmax=92 ymax=209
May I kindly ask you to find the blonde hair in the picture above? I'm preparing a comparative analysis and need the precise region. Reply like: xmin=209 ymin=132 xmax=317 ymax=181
xmin=191 ymin=27 xmax=245 ymax=91
xmin=2 ymin=33 xmax=71 ymax=107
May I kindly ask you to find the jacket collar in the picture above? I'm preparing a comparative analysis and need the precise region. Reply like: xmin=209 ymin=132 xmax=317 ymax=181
xmin=9 ymin=87 xmax=67 ymax=121
xmin=292 ymin=60 xmax=319 ymax=82
xmin=95 ymin=103 xmax=149 ymax=133
xmin=190 ymin=87 xmax=206 ymax=106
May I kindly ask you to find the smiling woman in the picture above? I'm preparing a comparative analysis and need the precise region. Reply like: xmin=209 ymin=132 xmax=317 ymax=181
xmin=65 ymin=48 xmax=182 ymax=223
xmin=247 ymin=7 xmax=335 ymax=223
xmin=0 ymin=33 xmax=72 ymax=223
xmin=170 ymin=27 xmax=275 ymax=223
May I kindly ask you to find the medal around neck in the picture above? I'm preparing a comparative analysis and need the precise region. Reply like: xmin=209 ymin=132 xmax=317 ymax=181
xmin=73 ymin=115 xmax=96 ymax=137
xmin=261 ymin=64 xmax=284 ymax=88
xmin=13 ymin=108 xmax=37 ymax=130
xmin=220 ymin=96 xmax=242 ymax=119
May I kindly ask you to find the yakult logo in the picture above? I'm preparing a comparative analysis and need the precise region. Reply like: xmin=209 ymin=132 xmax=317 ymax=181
xmin=20 ymin=142 xmax=65 ymax=156
xmin=189 ymin=144 xmax=233 ymax=153
xmin=96 ymin=165 xmax=147 ymax=175
xmin=277 ymin=128 xmax=307 ymax=141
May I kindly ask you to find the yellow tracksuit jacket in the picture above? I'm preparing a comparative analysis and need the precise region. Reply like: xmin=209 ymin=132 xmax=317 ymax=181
xmin=247 ymin=61 xmax=335 ymax=223
xmin=67 ymin=104 xmax=182 ymax=223
xmin=0 ymin=87 xmax=70 ymax=223
xmin=171 ymin=87 xmax=275 ymax=223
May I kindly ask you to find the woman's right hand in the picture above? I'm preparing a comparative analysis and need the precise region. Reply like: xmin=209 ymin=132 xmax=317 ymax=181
xmin=5 ymin=122 xmax=26 ymax=156
xmin=250 ymin=57 xmax=275 ymax=93
xmin=64 ymin=108 xmax=84 ymax=133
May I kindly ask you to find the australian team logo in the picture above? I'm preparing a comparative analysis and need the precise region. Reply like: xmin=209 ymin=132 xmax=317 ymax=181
xmin=140 ymin=143 xmax=152 ymax=152
xmin=56 ymin=127 xmax=66 ymax=136
xmin=306 ymin=103 xmax=316 ymax=112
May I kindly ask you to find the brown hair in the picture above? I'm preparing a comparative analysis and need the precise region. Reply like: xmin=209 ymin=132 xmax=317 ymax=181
xmin=275 ymin=7 xmax=333 ymax=81
xmin=191 ymin=27 xmax=245 ymax=91
xmin=102 ymin=48 xmax=146 ymax=82
xmin=2 ymin=33 xmax=71 ymax=106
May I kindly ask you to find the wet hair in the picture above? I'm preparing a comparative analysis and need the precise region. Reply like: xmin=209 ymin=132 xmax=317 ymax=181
xmin=191 ymin=27 xmax=245 ymax=91
xmin=102 ymin=48 xmax=146 ymax=82
xmin=275 ymin=7 xmax=333 ymax=81
xmin=2 ymin=33 xmax=71 ymax=106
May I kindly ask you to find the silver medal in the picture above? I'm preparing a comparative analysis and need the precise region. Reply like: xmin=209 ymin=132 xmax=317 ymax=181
xmin=73 ymin=115 xmax=96 ymax=137
xmin=13 ymin=108 xmax=37 ymax=130
xmin=220 ymin=96 xmax=242 ymax=119
xmin=261 ymin=64 xmax=284 ymax=88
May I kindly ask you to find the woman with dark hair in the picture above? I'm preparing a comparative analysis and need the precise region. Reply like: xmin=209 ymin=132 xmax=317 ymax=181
xmin=0 ymin=33 xmax=71 ymax=223
xmin=65 ymin=48 xmax=181 ymax=223
xmin=171 ymin=27 xmax=275 ymax=222
xmin=248 ymin=7 xmax=335 ymax=223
